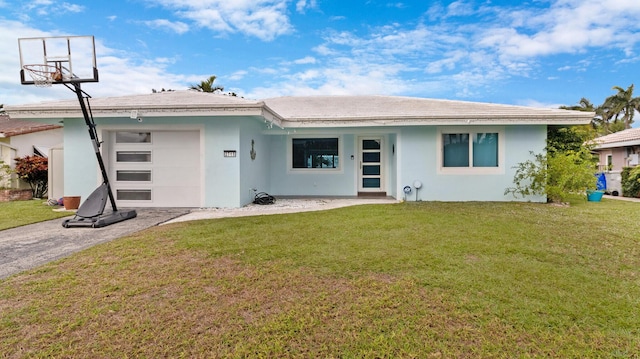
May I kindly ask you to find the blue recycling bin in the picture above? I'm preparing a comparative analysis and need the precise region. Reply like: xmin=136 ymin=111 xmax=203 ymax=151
xmin=596 ymin=172 xmax=606 ymax=191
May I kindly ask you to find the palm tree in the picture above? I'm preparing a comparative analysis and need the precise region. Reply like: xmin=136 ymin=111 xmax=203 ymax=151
xmin=560 ymin=98 xmax=605 ymax=133
xmin=190 ymin=75 xmax=224 ymax=93
xmin=604 ymin=84 xmax=640 ymax=130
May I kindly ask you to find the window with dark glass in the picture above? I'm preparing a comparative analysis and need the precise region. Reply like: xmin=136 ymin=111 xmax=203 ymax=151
xmin=116 ymin=151 xmax=151 ymax=162
xmin=116 ymin=170 xmax=152 ymax=182
xmin=292 ymin=138 xmax=339 ymax=169
xmin=117 ymin=189 xmax=151 ymax=201
xmin=443 ymin=132 xmax=499 ymax=168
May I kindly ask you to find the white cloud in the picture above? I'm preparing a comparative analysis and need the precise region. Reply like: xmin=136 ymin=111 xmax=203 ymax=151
xmin=476 ymin=0 xmax=640 ymax=59
xmin=148 ymin=0 xmax=293 ymax=41
xmin=296 ymin=0 xmax=317 ymax=13
xmin=61 ymin=2 xmax=84 ymax=13
xmin=23 ymin=0 xmax=84 ymax=16
xmin=144 ymin=19 xmax=189 ymax=34
xmin=446 ymin=0 xmax=474 ymax=17
xmin=293 ymin=56 xmax=316 ymax=65
xmin=386 ymin=3 xmax=406 ymax=9
xmin=228 ymin=70 xmax=248 ymax=81
xmin=0 ymin=19 xmax=193 ymax=105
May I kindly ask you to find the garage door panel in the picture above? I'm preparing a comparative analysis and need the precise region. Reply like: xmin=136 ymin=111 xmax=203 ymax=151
xmin=153 ymin=166 xmax=200 ymax=186
xmin=151 ymin=186 xmax=200 ymax=207
xmin=110 ymin=130 xmax=201 ymax=207
xmin=153 ymin=148 xmax=199 ymax=166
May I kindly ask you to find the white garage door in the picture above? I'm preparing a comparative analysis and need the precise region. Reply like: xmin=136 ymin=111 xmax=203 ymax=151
xmin=109 ymin=130 xmax=201 ymax=207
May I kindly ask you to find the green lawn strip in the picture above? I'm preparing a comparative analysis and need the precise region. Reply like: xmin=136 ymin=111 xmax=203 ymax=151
xmin=0 ymin=199 xmax=71 ymax=230
xmin=0 ymin=198 xmax=639 ymax=357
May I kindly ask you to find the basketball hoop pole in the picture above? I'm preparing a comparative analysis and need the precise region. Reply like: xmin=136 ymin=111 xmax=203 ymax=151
xmin=61 ymin=82 xmax=137 ymax=228
xmin=72 ymin=83 xmax=117 ymax=211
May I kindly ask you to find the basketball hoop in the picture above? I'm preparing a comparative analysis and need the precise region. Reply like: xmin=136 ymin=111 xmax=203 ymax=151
xmin=22 ymin=64 xmax=64 ymax=87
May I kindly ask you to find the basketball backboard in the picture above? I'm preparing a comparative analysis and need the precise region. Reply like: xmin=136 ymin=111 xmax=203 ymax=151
xmin=18 ymin=35 xmax=98 ymax=86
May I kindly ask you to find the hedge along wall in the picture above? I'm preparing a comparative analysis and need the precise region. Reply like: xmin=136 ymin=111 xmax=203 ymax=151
xmin=621 ymin=167 xmax=640 ymax=198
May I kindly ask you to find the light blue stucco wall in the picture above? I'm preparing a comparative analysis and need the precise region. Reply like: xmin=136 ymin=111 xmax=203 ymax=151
xmin=396 ymin=125 xmax=547 ymax=202
xmin=203 ymin=118 xmax=240 ymax=208
xmin=62 ymin=118 xmax=100 ymax=200
xmin=238 ymin=120 xmax=272 ymax=206
xmin=61 ymin=115 xmax=270 ymax=208
xmin=61 ymin=116 xmax=548 ymax=207
xmin=267 ymin=131 xmax=366 ymax=197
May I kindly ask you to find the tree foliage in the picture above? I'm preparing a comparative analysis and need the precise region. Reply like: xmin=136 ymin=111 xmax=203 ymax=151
xmin=189 ymin=75 xmax=224 ymax=93
xmin=547 ymin=125 xmax=595 ymax=155
xmin=563 ymin=84 xmax=640 ymax=135
xmin=505 ymin=146 xmax=597 ymax=203
xmin=14 ymin=155 xmax=48 ymax=198
xmin=621 ymin=167 xmax=640 ymax=198
xmin=0 ymin=161 xmax=12 ymax=189
xmin=604 ymin=84 xmax=640 ymax=130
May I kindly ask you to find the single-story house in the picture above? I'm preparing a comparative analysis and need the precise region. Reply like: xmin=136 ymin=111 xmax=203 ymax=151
xmin=590 ymin=127 xmax=640 ymax=195
xmin=0 ymin=113 xmax=62 ymax=189
xmin=591 ymin=127 xmax=640 ymax=171
xmin=5 ymin=91 xmax=593 ymax=208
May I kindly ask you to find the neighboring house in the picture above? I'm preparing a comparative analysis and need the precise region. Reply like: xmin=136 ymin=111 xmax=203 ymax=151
xmin=5 ymin=91 xmax=593 ymax=208
xmin=0 ymin=113 xmax=62 ymax=189
xmin=591 ymin=127 xmax=640 ymax=195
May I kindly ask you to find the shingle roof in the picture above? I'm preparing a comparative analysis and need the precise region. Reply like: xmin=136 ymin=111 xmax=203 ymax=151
xmin=0 ymin=114 xmax=61 ymax=138
xmin=6 ymin=91 xmax=594 ymax=128
xmin=263 ymin=95 xmax=593 ymax=127
xmin=592 ymin=127 xmax=640 ymax=149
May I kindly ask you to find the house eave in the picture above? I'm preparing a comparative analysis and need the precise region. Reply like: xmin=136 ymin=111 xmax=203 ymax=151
xmin=592 ymin=139 xmax=640 ymax=150
xmin=7 ymin=104 xmax=267 ymax=119
xmin=280 ymin=116 xmax=592 ymax=128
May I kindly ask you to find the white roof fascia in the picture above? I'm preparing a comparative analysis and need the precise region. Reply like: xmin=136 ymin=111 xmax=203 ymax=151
xmin=260 ymin=103 xmax=284 ymax=129
xmin=279 ymin=116 xmax=592 ymax=128
xmin=6 ymin=104 xmax=267 ymax=119
xmin=592 ymin=139 xmax=640 ymax=150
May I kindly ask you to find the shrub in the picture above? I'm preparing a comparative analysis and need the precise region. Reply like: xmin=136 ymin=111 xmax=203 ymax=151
xmin=621 ymin=166 xmax=640 ymax=198
xmin=14 ymin=155 xmax=48 ymax=198
xmin=0 ymin=161 xmax=12 ymax=189
xmin=505 ymin=146 xmax=597 ymax=203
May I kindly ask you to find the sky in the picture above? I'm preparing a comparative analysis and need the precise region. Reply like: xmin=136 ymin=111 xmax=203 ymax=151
xmin=1 ymin=0 xmax=639 ymax=111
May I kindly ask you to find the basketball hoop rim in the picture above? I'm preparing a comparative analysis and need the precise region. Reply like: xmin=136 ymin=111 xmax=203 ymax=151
xmin=22 ymin=64 xmax=62 ymax=73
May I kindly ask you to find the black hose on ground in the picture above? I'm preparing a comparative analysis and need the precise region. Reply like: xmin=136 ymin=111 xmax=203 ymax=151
xmin=253 ymin=192 xmax=276 ymax=205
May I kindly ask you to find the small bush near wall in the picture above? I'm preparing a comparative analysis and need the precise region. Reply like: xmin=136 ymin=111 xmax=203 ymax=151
xmin=0 ymin=189 xmax=33 ymax=202
xmin=14 ymin=155 xmax=48 ymax=198
xmin=0 ymin=161 xmax=12 ymax=189
xmin=621 ymin=167 xmax=640 ymax=198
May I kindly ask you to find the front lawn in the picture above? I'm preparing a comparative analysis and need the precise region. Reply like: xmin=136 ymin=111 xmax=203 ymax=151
xmin=0 ymin=199 xmax=71 ymax=230
xmin=1 ymin=196 xmax=639 ymax=357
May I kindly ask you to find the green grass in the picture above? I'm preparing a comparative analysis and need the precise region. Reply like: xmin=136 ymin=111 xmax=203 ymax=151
xmin=1 ymin=196 xmax=639 ymax=357
xmin=0 ymin=199 xmax=71 ymax=230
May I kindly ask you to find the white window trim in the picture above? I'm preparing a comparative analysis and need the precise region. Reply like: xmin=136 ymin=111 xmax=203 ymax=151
xmin=288 ymin=135 xmax=343 ymax=174
xmin=436 ymin=126 xmax=505 ymax=175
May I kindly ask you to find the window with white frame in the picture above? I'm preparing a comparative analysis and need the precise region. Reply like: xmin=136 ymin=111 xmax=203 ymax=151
xmin=292 ymin=138 xmax=340 ymax=169
xmin=438 ymin=127 xmax=504 ymax=174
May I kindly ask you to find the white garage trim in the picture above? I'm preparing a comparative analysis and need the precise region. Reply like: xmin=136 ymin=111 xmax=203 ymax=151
xmin=99 ymin=124 xmax=204 ymax=208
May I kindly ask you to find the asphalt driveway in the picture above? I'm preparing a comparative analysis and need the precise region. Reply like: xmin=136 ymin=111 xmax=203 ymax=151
xmin=0 ymin=208 xmax=190 ymax=280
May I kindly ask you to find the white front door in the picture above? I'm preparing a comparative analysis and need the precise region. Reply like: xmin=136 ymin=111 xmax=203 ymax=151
xmin=358 ymin=137 xmax=384 ymax=193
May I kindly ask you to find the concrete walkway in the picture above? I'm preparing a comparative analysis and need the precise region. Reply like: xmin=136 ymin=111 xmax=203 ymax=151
xmin=603 ymin=194 xmax=640 ymax=202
